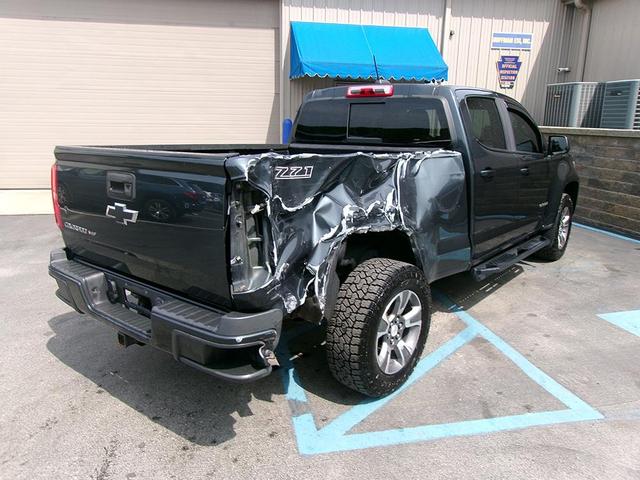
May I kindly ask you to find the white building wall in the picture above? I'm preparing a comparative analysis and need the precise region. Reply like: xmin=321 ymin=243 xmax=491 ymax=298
xmin=0 ymin=0 xmax=279 ymax=189
xmin=447 ymin=0 xmax=567 ymax=121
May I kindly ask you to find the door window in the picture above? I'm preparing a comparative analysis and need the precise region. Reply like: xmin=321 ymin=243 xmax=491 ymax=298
xmin=508 ymin=109 xmax=542 ymax=153
xmin=466 ymin=97 xmax=506 ymax=150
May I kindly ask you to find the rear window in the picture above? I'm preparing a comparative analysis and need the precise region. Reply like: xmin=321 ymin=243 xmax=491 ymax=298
xmin=292 ymin=100 xmax=348 ymax=143
xmin=293 ymin=97 xmax=451 ymax=146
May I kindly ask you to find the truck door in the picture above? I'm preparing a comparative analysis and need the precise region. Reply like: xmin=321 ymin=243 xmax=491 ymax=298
xmin=463 ymin=96 xmax=525 ymax=259
xmin=504 ymin=105 xmax=550 ymax=231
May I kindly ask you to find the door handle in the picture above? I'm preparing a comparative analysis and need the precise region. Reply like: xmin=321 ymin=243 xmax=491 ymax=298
xmin=480 ymin=168 xmax=495 ymax=178
xmin=520 ymin=167 xmax=530 ymax=176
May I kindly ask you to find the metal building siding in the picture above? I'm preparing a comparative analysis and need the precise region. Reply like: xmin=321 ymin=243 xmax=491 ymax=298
xmin=584 ymin=0 xmax=640 ymax=82
xmin=281 ymin=0 xmax=445 ymax=121
xmin=0 ymin=0 xmax=279 ymax=189
xmin=446 ymin=0 xmax=566 ymax=122
xmin=282 ymin=0 xmax=569 ymax=123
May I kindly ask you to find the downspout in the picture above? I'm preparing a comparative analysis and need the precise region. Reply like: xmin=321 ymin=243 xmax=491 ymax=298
xmin=279 ymin=0 xmax=286 ymax=143
xmin=440 ymin=0 xmax=452 ymax=62
xmin=573 ymin=0 xmax=593 ymax=81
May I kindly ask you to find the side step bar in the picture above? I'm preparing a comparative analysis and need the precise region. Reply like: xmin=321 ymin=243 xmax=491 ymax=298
xmin=472 ymin=236 xmax=551 ymax=281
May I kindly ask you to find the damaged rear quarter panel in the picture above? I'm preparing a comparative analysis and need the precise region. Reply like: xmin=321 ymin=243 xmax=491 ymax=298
xmin=226 ymin=150 xmax=470 ymax=316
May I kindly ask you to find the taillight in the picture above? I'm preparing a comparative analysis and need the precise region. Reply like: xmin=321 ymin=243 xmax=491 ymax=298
xmin=50 ymin=164 xmax=63 ymax=230
xmin=229 ymin=182 xmax=272 ymax=294
xmin=346 ymin=84 xmax=394 ymax=98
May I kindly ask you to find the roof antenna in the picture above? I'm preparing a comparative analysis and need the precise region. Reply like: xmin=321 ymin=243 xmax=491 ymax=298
xmin=372 ymin=55 xmax=390 ymax=84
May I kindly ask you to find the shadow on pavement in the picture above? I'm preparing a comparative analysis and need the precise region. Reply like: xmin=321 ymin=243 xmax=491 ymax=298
xmin=47 ymin=312 xmax=285 ymax=447
xmin=432 ymin=264 xmax=525 ymax=313
xmin=46 ymin=263 xmax=529 ymax=443
xmin=280 ymin=321 xmax=367 ymax=407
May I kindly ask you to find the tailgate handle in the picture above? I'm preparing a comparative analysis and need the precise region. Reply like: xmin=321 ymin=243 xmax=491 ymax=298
xmin=106 ymin=172 xmax=136 ymax=201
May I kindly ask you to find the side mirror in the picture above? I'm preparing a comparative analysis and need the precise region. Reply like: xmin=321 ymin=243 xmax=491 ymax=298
xmin=548 ymin=135 xmax=570 ymax=155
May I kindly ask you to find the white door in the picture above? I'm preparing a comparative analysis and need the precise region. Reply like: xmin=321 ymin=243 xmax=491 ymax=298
xmin=0 ymin=0 xmax=279 ymax=188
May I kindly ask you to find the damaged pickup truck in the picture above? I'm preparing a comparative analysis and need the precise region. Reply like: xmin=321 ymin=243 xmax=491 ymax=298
xmin=49 ymin=84 xmax=578 ymax=396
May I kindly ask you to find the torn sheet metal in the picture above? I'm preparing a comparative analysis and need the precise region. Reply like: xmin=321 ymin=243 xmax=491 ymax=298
xmin=226 ymin=150 xmax=470 ymax=316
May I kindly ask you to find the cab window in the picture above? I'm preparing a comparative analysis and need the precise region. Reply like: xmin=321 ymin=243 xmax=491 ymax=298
xmin=508 ymin=109 xmax=542 ymax=153
xmin=465 ymin=97 xmax=507 ymax=150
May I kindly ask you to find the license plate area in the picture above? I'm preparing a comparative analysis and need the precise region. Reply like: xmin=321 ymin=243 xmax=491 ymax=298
xmin=122 ymin=288 xmax=152 ymax=316
xmin=104 ymin=274 xmax=165 ymax=318
xmin=86 ymin=263 xmax=227 ymax=320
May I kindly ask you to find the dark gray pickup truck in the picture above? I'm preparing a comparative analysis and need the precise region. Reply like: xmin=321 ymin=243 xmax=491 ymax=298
xmin=49 ymin=84 xmax=578 ymax=396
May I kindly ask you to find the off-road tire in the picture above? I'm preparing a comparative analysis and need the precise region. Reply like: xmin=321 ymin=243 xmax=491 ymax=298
xmin=326 ymin=258 xmax=431 ymax=397
xmin=534 ymin=193 xmax=574 ymax=261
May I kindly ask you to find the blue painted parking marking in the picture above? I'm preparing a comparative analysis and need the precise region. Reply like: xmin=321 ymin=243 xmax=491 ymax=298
xmin=574 ymin=223 xmax=640 ymax=245
xmin=573 ymin=224 xmax=640 ymax=337
xmin=278 ymin=291 xmax=602 ymax=455
xmin=598 ymin=310 xmax=640 ymax=337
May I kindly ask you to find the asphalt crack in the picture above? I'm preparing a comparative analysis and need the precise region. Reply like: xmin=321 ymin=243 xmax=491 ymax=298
xmin=92 ymin=438 xmax=118 ymax=480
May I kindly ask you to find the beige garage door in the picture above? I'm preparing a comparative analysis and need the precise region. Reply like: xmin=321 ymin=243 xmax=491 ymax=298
xmin=0 ymin=0 xmax=279 ymax=189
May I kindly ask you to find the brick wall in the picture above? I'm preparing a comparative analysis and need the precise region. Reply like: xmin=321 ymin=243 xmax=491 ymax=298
xmin=540 ymin=127 xmax=640 ymax=240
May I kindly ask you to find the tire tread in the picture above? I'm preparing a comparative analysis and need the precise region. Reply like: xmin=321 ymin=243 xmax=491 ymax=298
xmin=326 ymin=258 xmax=431 ymax=397
xmin=534 ymin=193 xmax=574 ymax=261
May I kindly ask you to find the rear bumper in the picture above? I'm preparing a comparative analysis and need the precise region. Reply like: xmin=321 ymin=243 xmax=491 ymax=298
xmin=48 ymin=249 xmax=282 ymax=382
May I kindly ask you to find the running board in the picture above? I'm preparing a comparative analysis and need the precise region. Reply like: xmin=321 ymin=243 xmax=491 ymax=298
xmin=472 ymin=236 xmax=551 ymax=281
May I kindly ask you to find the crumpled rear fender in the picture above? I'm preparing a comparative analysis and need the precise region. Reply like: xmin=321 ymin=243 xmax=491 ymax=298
xmin=226 ymin=150 xmax=470 ymax=318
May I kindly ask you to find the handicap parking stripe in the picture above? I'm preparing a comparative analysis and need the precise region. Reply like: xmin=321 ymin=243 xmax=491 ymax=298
xmin=278 ymin=291 xmax=603 ymax=455
xmin=299 ymin=325 xmax=478 ymax=441
xmin=574 ymin=222 xmax=640 ymax=245
xmin=574 ymin=224 xmax=640 ymax=338
xmin=598 ymin=310 xmax=640 ymax=338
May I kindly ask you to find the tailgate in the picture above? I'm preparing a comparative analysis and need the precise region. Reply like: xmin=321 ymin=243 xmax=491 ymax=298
xmin=54 ymin=146 xmax=232 ymax=308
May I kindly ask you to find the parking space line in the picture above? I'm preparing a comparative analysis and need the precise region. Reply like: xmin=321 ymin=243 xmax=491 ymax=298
xmin=437 ymin=293 xmax=600 ymax=415
xmin=293 ymin=405 xmax=599 ymax=454
xmin=573 ymin=224 xmax=640 ymax=338
xmin=574 ymin=223 xmax=640 ymax=245
xmin=306 ymin=326 xmax=478 ymax=439
xmin=598 ymin=310 xmax=640 ymax=337
xmin=279 ymin=323 xmax=317 ymax=403
xmin=279 ymin=291 xmax=603 ymax=455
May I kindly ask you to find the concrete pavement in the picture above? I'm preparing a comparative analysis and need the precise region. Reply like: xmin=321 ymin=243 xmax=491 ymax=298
xmin=1 ymin=215 xmax=639 ymax=479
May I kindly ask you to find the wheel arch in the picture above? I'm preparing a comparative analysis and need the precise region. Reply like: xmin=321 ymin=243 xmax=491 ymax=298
xmin=321 ymin=229 xmax=422 ymax=321
xmin=564 ymin=181 xmax=579 ymax=210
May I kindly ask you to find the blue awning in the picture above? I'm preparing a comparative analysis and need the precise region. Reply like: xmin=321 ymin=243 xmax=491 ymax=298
xmin=290 ymin=22 xmax=448 ymax=81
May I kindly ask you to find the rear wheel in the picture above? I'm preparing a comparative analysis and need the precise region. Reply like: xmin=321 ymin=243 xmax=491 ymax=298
xmin=534 ymin=193 xmax=574 ymax=261
xmin=326 ymin=258 xmax=431 ymax=397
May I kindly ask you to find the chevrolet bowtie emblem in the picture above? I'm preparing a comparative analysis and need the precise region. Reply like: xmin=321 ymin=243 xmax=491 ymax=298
xmin=105 ymin=203 xmax=139 ymax=225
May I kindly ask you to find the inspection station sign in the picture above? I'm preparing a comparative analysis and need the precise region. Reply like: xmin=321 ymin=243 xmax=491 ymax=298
xmin=491 ymin=32 xmax=533 ymax=50
xmin=496 ymin=55 xmax=522 ymax=89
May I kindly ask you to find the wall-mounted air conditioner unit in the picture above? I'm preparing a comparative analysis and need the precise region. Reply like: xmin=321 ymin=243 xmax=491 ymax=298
xmin=600 ymin=79 xmax=640 ymax=130
xmin=543 ymin=82 xmax=605 ymax=128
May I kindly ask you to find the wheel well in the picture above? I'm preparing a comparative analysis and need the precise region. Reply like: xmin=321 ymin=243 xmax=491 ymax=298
xmin=337 ymin=230 xmax=419 ymax=281
xmin=565 ymin=182 xmax=579 ymax=210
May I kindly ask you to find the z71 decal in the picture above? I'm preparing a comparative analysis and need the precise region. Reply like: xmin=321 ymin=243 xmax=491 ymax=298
xmin=275 ymin=166 xmax=314 ymax=180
